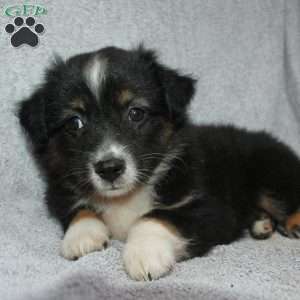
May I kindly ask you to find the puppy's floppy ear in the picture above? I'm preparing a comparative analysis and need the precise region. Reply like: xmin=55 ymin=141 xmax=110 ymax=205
xmin=137 ymin=46 xmax=196 ymax=124
xmin=18 ymin=89 xmax=48 ymax=149
xmin=157 ymin=66 xmax=196 ymax=123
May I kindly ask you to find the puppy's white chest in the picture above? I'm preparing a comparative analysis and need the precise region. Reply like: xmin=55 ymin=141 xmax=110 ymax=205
xmin=101 ymin=188 xmax=153 ymax=241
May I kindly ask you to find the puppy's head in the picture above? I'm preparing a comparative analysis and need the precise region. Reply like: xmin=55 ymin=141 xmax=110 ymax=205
xmin=19 ymin=46 xmax=196 ymax=198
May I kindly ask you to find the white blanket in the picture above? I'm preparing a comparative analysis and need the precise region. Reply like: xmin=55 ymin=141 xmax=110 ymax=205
xmin=1 ymin=1 xmax=300 ymax=299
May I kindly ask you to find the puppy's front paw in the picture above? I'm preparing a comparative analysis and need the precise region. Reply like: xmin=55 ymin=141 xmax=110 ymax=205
xmin=61 ymin=217 xmax=109 ymax=260
xmin=123 ymin=235 xmax=175 ymax=281
xmin=123 ymin=219 xmax=187 ymax=281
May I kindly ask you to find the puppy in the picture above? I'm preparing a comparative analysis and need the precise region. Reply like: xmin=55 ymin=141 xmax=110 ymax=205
xmin=19 ymin=46 xmax=300 ymax=281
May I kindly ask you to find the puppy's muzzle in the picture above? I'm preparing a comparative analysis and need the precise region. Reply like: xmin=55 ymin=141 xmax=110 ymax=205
xmin=94 ymin=157 xmax=125 ymax=183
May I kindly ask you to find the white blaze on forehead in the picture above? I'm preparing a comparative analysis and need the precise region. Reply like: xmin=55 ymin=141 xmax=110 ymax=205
xmin=84 ymin=55 xmax=107 ymax=98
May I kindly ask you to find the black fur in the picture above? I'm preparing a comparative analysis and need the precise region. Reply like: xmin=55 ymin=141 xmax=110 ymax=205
xmin=19 ymin=46 xmax=300 ymax=259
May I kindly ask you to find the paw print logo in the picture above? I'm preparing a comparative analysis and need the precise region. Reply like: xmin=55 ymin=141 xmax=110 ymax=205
xmin=5 ymin=17 xmax=44 ymax=47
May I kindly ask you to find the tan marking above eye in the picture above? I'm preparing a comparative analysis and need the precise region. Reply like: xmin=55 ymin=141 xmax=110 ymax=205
xmin=118 ymin=89 xmax=134 ymax=105
xmin=62 ymin=98 xmax=86 ymax=119
xmin=70 ymin=97 xmax=86 ymax=111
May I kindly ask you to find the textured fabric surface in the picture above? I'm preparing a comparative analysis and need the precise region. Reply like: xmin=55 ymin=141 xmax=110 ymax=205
xmin=1 ymin=0 xmax=300 ymax=299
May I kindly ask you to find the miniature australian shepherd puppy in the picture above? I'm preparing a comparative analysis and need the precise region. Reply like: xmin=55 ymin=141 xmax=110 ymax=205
xmin=19 ymin=46 xmax=300 ymax=281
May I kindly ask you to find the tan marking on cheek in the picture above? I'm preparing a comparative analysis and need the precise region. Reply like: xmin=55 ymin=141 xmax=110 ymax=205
xmin=161 ymin=121 xmax=174 ymax=143
xmin=286 ymin=212 xmax=300 ymax=231
xmin=71 ymin=209 xmax=100 ymax=225
xmin=118 ymin=89 xmax=134 ymax=105
xmin=46 ymin=140 xmax=63 ymax=170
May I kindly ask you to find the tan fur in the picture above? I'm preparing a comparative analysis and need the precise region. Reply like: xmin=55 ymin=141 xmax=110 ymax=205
xmin=118 ymin=89 xmax=134 ymax=105
xmin=71 ymin=209 xmax=99 ymax=225
xmin=259 ymin=194 xmax=285 ymax=221
xmin=161 ymin=121 xmax=174 ymax=143
xmin=142 ymin=217 xmax=180 ymax=237
xmin=46 ymin=140 xmax=62 ymax=169
xmin=70 ymin=97 xmax=86 ymax=111
xmin=286 ymin=212 xmax=300 ymax=231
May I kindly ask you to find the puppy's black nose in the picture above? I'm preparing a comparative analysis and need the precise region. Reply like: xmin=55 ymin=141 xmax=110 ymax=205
xmin=94 ymin=158 xmax=125 ymax=182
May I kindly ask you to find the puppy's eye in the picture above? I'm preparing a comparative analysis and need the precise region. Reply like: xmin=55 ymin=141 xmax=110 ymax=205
xmin=66 ymin=116 xmax=84 ymax=131
xmin=128 ymin=107 xmax=145 ymax=122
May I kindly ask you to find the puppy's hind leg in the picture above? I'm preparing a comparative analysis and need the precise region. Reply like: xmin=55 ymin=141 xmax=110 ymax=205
xmin=251 ymin=139 xmax=300 ymax=239
xmin=249 ymin=210 xmax=274 ymax=240
xmin=259 ymin=193 xmax=300 ymax=239
xmin=277 ymin=211 xmax=300 ymax=238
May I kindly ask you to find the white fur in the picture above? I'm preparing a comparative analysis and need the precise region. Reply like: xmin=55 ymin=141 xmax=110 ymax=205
xmin=90 ymin=142 xmax=137 ymax=197
xmin=251 ymin=219 xmax=272 ymax=236
xmin=156 ymin=194 xmax=196 ymax=210
xmin=148 ymin=146 xmax=185 ymax=186
xmin=123 ymin=219 xmax=188 ymax=281
xmin=101 ymin=186 xmax=153 ymax=241
xmin=70 ymin=198 xmax=88 ymax=212
xmin=88 ymin=145 xmax=188 ymax=242
xmin=61 ymin=217 xmax=109 ymax=260
xmin=84 ymin=55 xmax=107 ymax=98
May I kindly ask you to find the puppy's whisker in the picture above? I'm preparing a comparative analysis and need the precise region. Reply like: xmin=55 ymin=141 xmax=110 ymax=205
xmin=54 ymin=169 xmax=89 ymax=183
xmin=135 ymin=171 xmax=154 ymax=186
xmin=137 ymin=168 xmax=152 ymax=172
xmin=140 ymin=158 xmax=162 ymax=163
xmin=66 ymin=149 xmax=91 ymax=155
xmin=140 ymin=152 xmax=165 ymax=156
xmin=139 ymin=155 xmax=165 ymax=159
xmin=75 ymin=178 xmax=92 ymax=192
